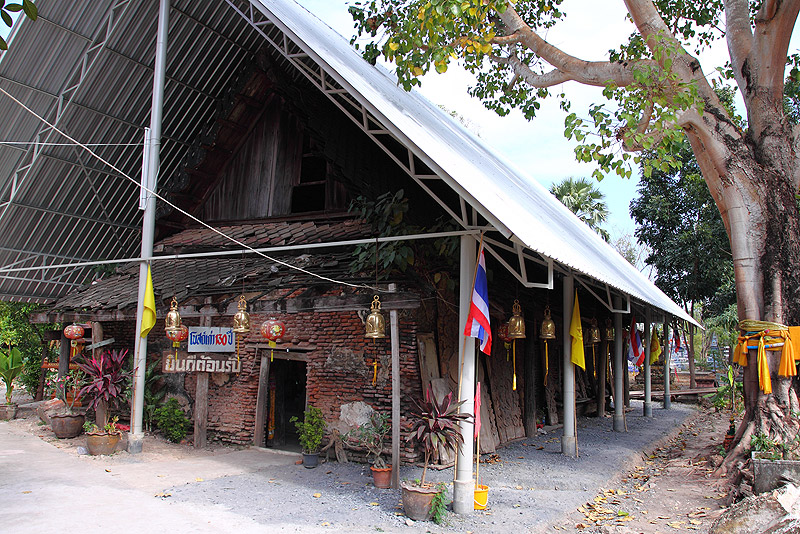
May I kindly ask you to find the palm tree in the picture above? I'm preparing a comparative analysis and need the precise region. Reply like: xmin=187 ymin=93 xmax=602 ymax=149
xmin=550 ymin=177 xmax=610 ymax=241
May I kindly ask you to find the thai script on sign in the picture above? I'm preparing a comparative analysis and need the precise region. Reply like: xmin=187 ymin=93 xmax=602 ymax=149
xmin=188 ymin=327 xmax=235 ymax=353
xmin=162 ymin=352 xmax=241 ymax=374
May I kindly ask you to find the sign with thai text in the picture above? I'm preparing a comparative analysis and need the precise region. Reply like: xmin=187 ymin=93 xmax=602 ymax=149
xmin=162 ymin=352 xmax=241 ymax=374
xmin=188 ymin=327 xmax=235 ymax=353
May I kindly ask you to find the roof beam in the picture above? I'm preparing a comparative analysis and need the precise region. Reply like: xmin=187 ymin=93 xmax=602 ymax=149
xmin=0 ymin=246 xmax=93 ymax=264
xmin=0 ymin=199 xmax=139 ymax=230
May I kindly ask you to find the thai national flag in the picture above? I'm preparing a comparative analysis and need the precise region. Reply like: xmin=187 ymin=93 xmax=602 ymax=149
xmin=464 ymin=244 xmax=492 ymax=355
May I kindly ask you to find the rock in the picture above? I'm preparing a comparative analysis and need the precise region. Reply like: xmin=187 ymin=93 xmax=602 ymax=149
xmin=338 ymin=401 xmax=373 ymax=429
xmin=76 ymin=447 xmax=88 ymax=455
xmin=710 ymin=483 xmax=800 ymax=534
xmin=709 ymin=454 xmax=724 ymax=468
xmin=37 ymin=398 xmax=65 ymax=425
xmin=404 ymin=518 xmax=415 ymax=527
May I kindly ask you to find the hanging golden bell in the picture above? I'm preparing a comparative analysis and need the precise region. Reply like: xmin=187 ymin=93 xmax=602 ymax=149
xmin=233 ymin=295 xmax=251 ymax=334
xmin=589 ymin=318 xmax=601 ymax=344
xmin=540 ymin=305 xmax=556 ymax=340
xmin=507 ymin=299 xmax=526 ymax=339
xmin=604 ymin=318 xmax=615 ymax=342
xmin=165 ymin=296 xmax=182 ymax=336
xmin=365 ymin=295 xmax=386 ymax=339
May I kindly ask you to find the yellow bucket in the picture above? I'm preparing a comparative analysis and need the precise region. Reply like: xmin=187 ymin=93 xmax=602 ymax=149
xmin=474 ymin=484 xmax=489 ymax=510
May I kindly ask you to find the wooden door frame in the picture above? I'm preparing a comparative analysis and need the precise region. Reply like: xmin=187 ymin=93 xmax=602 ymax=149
xmin=253 ymin=347 xmax=309 ymax=447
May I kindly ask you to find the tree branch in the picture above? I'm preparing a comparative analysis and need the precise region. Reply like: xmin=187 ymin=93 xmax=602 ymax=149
xmin=496 ymin=7 xmax=640 ymax=87
xmin=753 ymin=0 xmax=800 ymax=97
xmin=723 ymin=0 xmax=754 ymax=98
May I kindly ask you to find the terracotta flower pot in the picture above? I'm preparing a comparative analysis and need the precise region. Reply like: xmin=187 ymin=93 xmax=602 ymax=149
xmin=0 ymin=403 xmax=17 ymax=420
xmin=371 ymin=466 xmax=392 ymax=488
xmin=86 ymin=433 xmax=121 ymax=455
xmin=50 ymin=413 xmax=85 ymax=438
xmin=401 ymin=482 xmax=440 ymax=521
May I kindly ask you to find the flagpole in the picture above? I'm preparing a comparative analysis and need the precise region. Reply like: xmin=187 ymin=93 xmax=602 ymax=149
xmin=453 ymin=232 xmax=484 ymax=492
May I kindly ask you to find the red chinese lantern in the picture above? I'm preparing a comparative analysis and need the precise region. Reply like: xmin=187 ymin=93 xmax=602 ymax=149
xmin=497 ymin=323 xmax=512 ymax=343
xmin=260 ymin=319 xmax=285 ymax=342
xmin=260 ymin=319 xmax=286 ymax=362
xmin=63 ymin=324 xmax=85 ymax=359
xmin=166 ymin=324 xmax=188 ymax=357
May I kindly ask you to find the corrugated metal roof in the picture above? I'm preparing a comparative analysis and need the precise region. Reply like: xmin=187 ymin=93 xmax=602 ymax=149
xmin=0 ymin=0 xmax=694 ymax=325
xmin=248 ymin=0 xmax=694 ymax=325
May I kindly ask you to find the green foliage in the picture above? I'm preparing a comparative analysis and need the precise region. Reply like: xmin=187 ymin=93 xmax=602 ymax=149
xmin=407 ymin=386 xmax=470 ymax=485
xmin=143 ymin=359 xmax=166 ymax=432
xmin=0 ymin=302 xmax=59 ymax=397
xmin=430 ymin=483 xmax=449 ymax=525
xmin=76 ymin=349 xmax=131 ymax=427
xmin=549 ymin=177 xmax=610 ymax=241
xmin=154 ymin=398 xmax=190 ymax=443
xmin=0 ymin=0 xmax=36 ymax=50
xmin=0 ymin=345 xmax=23 ymax=404
xmin=349 ymin=189 xmax=459 ymax=289
xmin=345 ymin=411 xmax=391 ymax=468
xmin=84 ymin=415 xmax=121 ymax=436
xmin=290 ymin=405 xmax=326 ymax=454
xmin=703 ymin=365 xmax=742 ymax=412
xmin=630 ymin=139 xmax=732 ymax=311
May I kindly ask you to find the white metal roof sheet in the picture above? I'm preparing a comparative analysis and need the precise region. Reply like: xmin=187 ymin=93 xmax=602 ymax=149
xmin=252 ymin=0 xmax=695 ymax=325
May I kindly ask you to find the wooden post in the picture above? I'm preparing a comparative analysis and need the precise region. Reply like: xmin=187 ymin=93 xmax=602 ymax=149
xmin=58 ymin=331 xmax=70 ymax=379
xmin=597 ymin=336 xmax=608 ymax=418
xmin=253 ymin=350 xmax=271 ymax=447
xmin=523 ymin=328 xmax=538 ymax=436
xmin=194 ymin=310 xmax=212 ymax=449
xmin=389 ymin=283 xmax=400 ymax=489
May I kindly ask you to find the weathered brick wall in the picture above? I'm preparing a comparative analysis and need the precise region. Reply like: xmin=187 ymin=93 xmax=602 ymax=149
xmin=97 ymin=298 xmax=425 ymax=461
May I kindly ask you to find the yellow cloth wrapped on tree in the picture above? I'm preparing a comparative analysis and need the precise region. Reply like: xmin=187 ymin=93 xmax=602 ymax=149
xmin=650 ymin=329 xmax=661 ymax=365
xmin=570 ymin=290 xmax=585 ymax=370
xmin=733 ymin=324 xmax=800 ymax=393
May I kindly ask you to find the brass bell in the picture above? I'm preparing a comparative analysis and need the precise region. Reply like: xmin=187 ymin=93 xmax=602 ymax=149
xmin=540 ymin=305 xmax=556 ymax=340
xmin=604 ymin=318 xmax=615 ymax=342
xmin=589 ymin=318 xmax=601 ymax=344
xmin=507 ymin=299 xmax=526 ymax=339
xmin=365 ymin=295 xmax=386 ymax=339
xmin=233 ymin=295 xmax=251 ymax=334
xmin=165 ymin=296 xmax=182 ymax=336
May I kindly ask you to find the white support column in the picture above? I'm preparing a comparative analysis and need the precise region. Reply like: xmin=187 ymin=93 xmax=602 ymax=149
xmin=643 ymin=311 xmax=653 ymax=417
xmin=561 ymin=274 xmax=577 ymax=457
xmin=389 ymin=283 xmax=400 ymax=489
xmin=613 ymin=297 xmax=626 ymax=432
xmin=663 ymin=318 xmax=672 ymax=409
xmin=129 ymin=0 xmax=169 ymax=454
xmin=453 ymin=235 xmax=476 ymax=515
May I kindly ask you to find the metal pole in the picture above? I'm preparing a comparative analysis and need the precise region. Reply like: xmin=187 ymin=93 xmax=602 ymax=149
xmin=613 ymin=296 xmax=626 ymax=432
xmin=561 ymin=275 xmax=577 ymax=456
xmin=129 ymin=0 xmax=169 ymax=454
xmin=453 ymin=235 xmax=476 ymax=515
xmin=663 ymin=318 xmax=672 ymax=409
xmin=643 ymin=311 xmax=653 ymax=417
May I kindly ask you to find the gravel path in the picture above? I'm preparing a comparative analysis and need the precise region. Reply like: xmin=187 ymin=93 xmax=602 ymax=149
xmin=161 ymin=401 xmax=695 ymax=533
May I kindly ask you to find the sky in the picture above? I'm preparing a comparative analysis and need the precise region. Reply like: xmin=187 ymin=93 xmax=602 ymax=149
xmin=294 ymin=0 xmax=650 ymax=239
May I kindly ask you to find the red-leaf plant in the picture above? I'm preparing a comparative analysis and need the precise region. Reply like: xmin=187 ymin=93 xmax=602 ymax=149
xmin=76 ymin=349 xmax=131 ymax=430
xmin=406 ymin=386 xmax=472 ymax=486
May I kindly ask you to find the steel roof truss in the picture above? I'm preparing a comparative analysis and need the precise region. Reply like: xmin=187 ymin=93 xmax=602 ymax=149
xmin=575 ymin=276 xmax=631 ymax=314
xmin=0 ymin=0 xmax=134 ymax=227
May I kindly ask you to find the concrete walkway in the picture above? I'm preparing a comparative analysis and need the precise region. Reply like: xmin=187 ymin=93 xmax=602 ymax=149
xmin=0 ymin=421 xmax=295 ymax=534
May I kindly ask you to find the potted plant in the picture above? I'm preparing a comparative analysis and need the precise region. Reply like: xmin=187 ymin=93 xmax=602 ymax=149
xmin=48 ymin=371 xmax=85 ymax=438
xmin=83 ymin=416 xmax=123 ymax=455
xmin=346 ymin=412 xmax=392 ymax=488
xmin=751 ymin=431 xmax=800 ymax=493
xmin=76 ymin=349 xmax=130 ymax=455
xmin=402 ymin=386 xmax=471 ymax=522
xmin=290 ymin=405 xmax=326 ymax=468
xmin=0 ymin=345 xmax=23 ymax=420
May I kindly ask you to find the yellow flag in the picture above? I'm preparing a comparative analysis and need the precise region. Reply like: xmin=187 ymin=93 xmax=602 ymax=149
xmin=140 ymin=265 xmax=156 ymax=338
xmin=570 ymin=290 xmax=585 ymax=370
xmin=650 ymin=329 xmax=662 ymax=364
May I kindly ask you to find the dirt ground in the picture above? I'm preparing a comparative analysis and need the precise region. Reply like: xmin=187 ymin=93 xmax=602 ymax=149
xmin=555 ymin=408 xmax=734 ymax=533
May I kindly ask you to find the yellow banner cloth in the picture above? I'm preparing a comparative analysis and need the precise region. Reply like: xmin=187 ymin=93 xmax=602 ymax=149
xmin=570 ymin=290 xmax=585 ymax=370
xmin=140 ymin=265 xmax=156 ymax=338
xmin=650 ymin=329 xmax=661 ymax=365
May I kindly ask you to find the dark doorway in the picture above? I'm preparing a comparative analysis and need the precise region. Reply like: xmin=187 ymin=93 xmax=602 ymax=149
xmin=265 ymin=358 xmax=307 ymax=451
